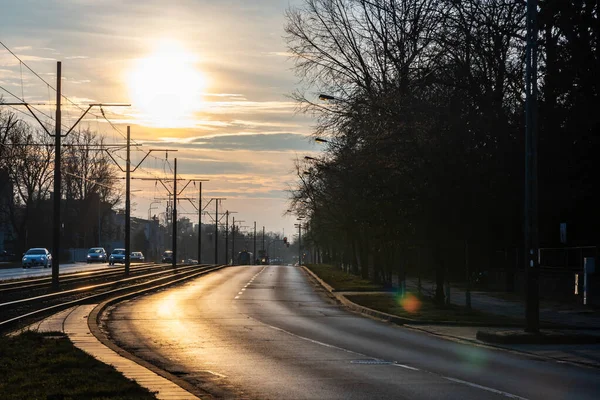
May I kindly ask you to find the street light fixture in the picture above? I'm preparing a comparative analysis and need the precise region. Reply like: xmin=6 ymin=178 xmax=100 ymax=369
xmin=304 ymin=156 xmax=317 ymax=161
xmin=318 ymin=94 xmax=336 ymax=101
xmin=315 ymin=138 xmax=329 ymax=143
xmin=148 ymin=200 xmax=161 ymax=220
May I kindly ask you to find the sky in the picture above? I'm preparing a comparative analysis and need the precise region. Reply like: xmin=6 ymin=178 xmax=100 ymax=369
xmin=0 ymin=0 xmax=318 ymax=239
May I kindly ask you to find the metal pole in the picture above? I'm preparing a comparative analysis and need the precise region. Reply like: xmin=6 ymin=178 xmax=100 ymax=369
xmin=253 ymin=221 xmax=256 ymax=264
xmin=525 ymin=0 xmax=539 ymax=333
xmin=262 ymin=226 xmax=265 ymax=253
xmin=225 ymin=211 xmax=229 ymax=265
xmin=465 ymin=239 xmax=471 ymax=309
xmin=51 ymin=61 xmax=61 ymax=290
xmin=198 ymin=182 xmax=202 ymax=263
xmin=98 ymin=196 xmax=101 ymax=246
xmin=232 ymin=216 xmax=235 ymax=265
xmin=172 ymin=158 xmax=177 ymax=268
xmin=125 ymin=126 xmax=131 ymax=275
xmin=215 ymin=200 xmax=219 ymax=264
xmin=298 ymin=224 xmax=302 ymax=266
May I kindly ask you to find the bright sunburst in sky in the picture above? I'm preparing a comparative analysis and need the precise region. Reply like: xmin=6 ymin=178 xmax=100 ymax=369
xmin=0 ymin=0 xmax=317 ymax=236
xmin=127 ymin=40 xmax=207 ymax=128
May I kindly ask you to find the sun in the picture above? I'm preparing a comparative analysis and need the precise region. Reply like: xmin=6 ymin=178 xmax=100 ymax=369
xmin=128 ymin=40 xmax=207 ymax=127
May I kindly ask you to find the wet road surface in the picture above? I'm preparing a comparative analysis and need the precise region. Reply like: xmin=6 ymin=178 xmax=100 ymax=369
xmin=106 ymin=265 xmax=600 ymax=399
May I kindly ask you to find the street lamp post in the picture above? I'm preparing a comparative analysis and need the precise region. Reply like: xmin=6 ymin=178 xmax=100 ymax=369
xmin=295 ymin=218 xmax=303 ymax=265
xmin=525 ymin=0 xmax=539 ymax=333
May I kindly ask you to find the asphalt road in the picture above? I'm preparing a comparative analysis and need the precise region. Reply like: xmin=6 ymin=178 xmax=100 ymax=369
xmin=106 ymin=265 xmax=600 ymax=399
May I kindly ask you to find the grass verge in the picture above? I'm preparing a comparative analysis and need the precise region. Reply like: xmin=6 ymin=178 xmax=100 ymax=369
xmin=0 ymin=331 xmax=157 ymax=400
xmin=305 ymin=263 xmax=385 ymax=292
xmin=306 ymin=263 xmax=522 ymax=325
xmin=345 ymin=292 xmax=522 ymax=325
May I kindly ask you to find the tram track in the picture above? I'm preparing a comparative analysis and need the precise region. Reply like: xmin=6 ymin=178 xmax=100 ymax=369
xmin=0 ymin=263 xmax=226 ymax=334
xmin=0 ymin=262 xmax=160 ymax=292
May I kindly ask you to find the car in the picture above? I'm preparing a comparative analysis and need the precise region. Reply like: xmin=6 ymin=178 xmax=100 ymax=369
xmin=86 ymin=247 xmax=107 ymax=263
xmin=109 ymin=248 xmax=126 ymax=265
xmin=22 ymin=248 xmax=52 ymax=268
xmin=161 ymin=250 xmax=173 ymax=263
xmin=130 ymin=251 xmax=145 ymax=262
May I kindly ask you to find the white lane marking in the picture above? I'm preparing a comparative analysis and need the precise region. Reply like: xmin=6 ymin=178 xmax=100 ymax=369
xmin=393 ymin=363 xmax=419 ymax=371
xmin=248 ymin=318 xmax=527 ymax=400
xmin=203 ymin=370 xmax=227 ymax=378
xmin=443 ymin=377 xmax=529 ymax=400
xmin=236 ymin=266 xmax=265 ymax=299
xmin=264 ymin=321 xmax=371 ymax=357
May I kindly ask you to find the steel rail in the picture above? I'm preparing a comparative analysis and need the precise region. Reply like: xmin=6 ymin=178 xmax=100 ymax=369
xmin=0 ymin=264 xmax=206 ymax=309
xmin=1 ymin=264 xmax=226 ymax=332
xmin=0 ymin=262 xmax=165 ymax=292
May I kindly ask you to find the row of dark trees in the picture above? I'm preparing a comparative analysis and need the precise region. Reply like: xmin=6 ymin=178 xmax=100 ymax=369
xmin=286 ymin=0 xmax=599 ymax=302
xmin=0 ymin=105 xmax=122 ymax=256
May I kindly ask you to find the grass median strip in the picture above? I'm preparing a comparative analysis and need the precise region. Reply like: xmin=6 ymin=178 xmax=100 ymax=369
xmin=305 ymin=264 xmax=385 ymax=292
xmin=0 ymin=330 xmax=157 ymax=400
xmin=306 ymin=263 xmax=521 ymax=325
xmin=345 ymin=293 xmax=520 ymax=324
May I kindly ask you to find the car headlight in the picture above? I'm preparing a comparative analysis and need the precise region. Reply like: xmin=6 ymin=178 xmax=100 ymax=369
xmin=87 ymin=255 xmax=91 ymax=258
xmin=41 ymin=256 xmax=46 ymax=261
xmin=22 ymin=257 xmax=26 ymax=262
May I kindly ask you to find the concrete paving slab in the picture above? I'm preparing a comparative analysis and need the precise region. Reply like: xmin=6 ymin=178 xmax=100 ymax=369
xmin=20 ymin=305 xmax=200 ymax=400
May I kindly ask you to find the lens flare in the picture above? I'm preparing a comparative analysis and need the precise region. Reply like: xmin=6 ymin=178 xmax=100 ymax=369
xmin=399 ymin=292 xmax=421 ymax=313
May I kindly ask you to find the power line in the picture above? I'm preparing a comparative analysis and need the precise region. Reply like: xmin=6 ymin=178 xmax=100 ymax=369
xmin=0 ymin=84 xmax=55 ymax=121
xmin=0 ymin=40 xmax=103 ymax=119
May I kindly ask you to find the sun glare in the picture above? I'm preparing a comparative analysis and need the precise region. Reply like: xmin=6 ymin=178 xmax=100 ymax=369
xmin=128 ymin=40 xmax=207 ymax=127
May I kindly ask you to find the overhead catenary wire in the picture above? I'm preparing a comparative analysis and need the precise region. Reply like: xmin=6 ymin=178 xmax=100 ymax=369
xmin=0 ymin=40 xmax=104 ymax=120
xmin=1 ymin=40 xmax=128 ymax=146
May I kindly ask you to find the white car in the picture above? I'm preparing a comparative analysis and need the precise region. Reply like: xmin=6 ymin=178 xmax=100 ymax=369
xmin=22 ymin=248 xmax=52 ymax=268
xmin=130 ymin=251 xmax=145 ymax=262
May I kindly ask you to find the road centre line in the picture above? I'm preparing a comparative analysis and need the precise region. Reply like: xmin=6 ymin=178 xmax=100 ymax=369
xmin=236 ymin=266 xmax=265 ymax=299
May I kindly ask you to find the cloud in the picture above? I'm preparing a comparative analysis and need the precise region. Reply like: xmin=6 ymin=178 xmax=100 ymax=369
xmin=141 ymin=132 xmax=315 ymax=153
xmin=66 ymin=79 xmax=91 ymax=84
xmin=202 ymin=93 xmax=246 ymax=99
xmin=263 ymin=51 xmax=294 ymax=57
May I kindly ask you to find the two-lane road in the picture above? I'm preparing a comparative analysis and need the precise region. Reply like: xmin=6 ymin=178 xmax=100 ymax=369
xmin=106 ymin=265 xmax=600 ymax=399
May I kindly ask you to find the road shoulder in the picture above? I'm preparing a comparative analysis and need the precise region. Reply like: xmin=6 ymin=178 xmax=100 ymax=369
xmin=300 ymin=265 xmax=600 ymax=369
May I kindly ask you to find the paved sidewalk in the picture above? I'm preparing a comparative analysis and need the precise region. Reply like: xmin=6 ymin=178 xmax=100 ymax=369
xmin=405 ymin=278 xmax=600 ymax=328
xmin=406 ymin=324 xmax=600 ymax=368
xmin=304 ymin=268 xmax=600 ymax=368
xmin=22 ymin=305 xmax=200 ymax=400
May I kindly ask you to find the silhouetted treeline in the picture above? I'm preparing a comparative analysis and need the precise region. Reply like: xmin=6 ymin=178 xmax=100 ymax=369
xmin=0 ymin=106 xmax=121 ymax=256
xmin=285 ymin=0 xmax=598 ymax=301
